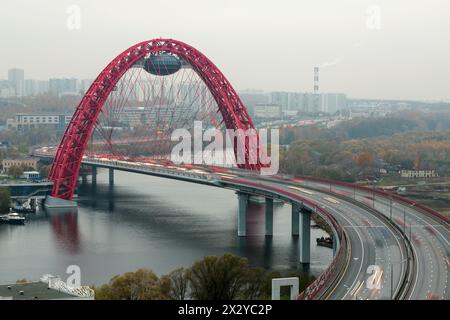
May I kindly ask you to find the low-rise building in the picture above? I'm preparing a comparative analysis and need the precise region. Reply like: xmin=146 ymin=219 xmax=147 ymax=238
xmin=0 ymin=276 xmax=94 ymax=300
xmin=253 ymin=103 xmax=282 ymax=119
xmin=2 ymin=158 xmax=38 ymax=173
xmin=6 ymin=113 xmax=72 ymax=131
xmin=22 ymin=171 xmax=41 ymax=180
xmin=400 ymin=169 xmax=438 ymax=178
xmin=0 ymin=141 xmax=10 ymax=150
xmin=379 ymin=164 xmax=401 ymax=175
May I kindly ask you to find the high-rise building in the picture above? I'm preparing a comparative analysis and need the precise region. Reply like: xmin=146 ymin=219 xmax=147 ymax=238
xmin=49 ymin=78 xmax=78 ymax=96
xmin=8 ymin=68 xmax=25 ymax=97
xmin=0 ymin=80 xmax=11 ymax=98
xmin=24 ymin=79 xmax=37 ymax=96
xmin=270 ymin=92 xmax=289 ymax=111
xmin=320 ymin=93 xmax=347 ymax=114
xmin=301 ymin=93 xmax=316 ymax=113
xmin=239 ymin=92 xmax=269 ymax=107
xmin=264 ymin=91 xmax=348 ymax=115
xmin=79 ymin=79 xmax=93 ymax=94
xmin=287 ymin=92 xmax=304 ymax=111
xmin=37 ymin=80 xmax=49 ymax=95
xmin=8 ymin=68 xmax=24 ymax=83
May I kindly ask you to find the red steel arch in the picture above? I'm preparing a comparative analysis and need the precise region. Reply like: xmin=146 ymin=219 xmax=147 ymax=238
xmin=49 ymin=38 xmax=260 ymax=200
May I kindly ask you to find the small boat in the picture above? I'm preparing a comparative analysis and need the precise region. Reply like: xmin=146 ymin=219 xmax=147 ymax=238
xmin=12 ymin=206 xmax=35 ymax=214
xmin=316 ymin=236 xmax=333 ymax=248
xmin=0 ymin=212 xmax=26 ymax=225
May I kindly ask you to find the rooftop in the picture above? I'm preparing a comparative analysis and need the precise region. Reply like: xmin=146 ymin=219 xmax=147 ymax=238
xmin=0 ymin=282 xmax=76 ymax=300
xmin=2 ymin=157 xmax=38 ymax=161
xmin=14 ymin=113 xmax=72 ymax=116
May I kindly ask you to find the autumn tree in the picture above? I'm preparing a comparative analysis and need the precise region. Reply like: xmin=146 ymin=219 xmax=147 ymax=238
xmin=353 ymin=151 xmax=373 ymax=168
xmin=93 ymin=254 xmax=317 ymax=300
xmin=188 ymin=254 xmax=250 ymax=300
xmin=38 ymin=164 xmax=51 ymax=178
xmin=95 ymin=269 xmax=169 ymax=300
xmin=7 ymin=165 xmax=23 ymax=178
xmin=241 ymin=267 xmax=268 ymax=300
xmin=0 ymin=187 xmax=11 ymax=213
xmin=161 ymin=267 xmax=190 ymax=300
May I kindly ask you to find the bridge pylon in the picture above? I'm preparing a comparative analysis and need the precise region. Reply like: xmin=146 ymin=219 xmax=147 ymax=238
xmin=299 ymin=207 xmax=311 ymax=264
xmin=109 ymin=168 xmax=114 ymax=187
xmin=92 ymin=166 xmax=97 ymax=186
xmin=292 ymin=203 xmax=311 ymax=264
xmin=237 ymin=192 xmax=249 ymax=236
xmin=265 ymin=197 xmax=274 ymax=236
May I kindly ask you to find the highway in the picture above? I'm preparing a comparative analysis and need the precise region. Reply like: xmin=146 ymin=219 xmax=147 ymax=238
xmin=277 ymin=184 xmax=406 ymax=300
xmin=220 ymin=176 xmax=410 ymax=300
xmin=34 ymin=148 xmax=449 ymax=300
xmin=297 ymin=179 xmax=449 ymax=300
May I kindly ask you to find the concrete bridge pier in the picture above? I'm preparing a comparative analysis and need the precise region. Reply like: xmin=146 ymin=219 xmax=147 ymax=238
xmin=265 ymin=197 xmax=273 ymax=236
xmin=109 ymin=168 xmax=114 ymax=186
xmin=91 ymin=166 xmax=97 ymax=186
xmin=299 ymin=208 xmax=311 ymax=264
xmin=81 ymin=174 xmax=87 ymax=184
xmin=237 ymin=192 xmax=249 ymax=237
xmin=291 ymin=204 xmax=300 ymax=236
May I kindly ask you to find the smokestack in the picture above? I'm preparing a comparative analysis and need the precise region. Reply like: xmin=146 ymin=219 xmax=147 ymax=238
xmin=314 ymin=66 xmax=319 ymax=94
xmin=314 ymin=67 xmax=319 ymax=113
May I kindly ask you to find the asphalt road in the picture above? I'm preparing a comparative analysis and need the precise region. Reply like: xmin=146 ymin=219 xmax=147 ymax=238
xmin=299 ymin=180 xmax=450 ymax=300
xmin=231 ymin=176 xmax=409 ymax=300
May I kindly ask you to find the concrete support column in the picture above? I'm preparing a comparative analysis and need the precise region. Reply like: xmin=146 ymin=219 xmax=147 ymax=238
xmin=299 ymin=208 xmax=311 ymax=264
xmin=109 ymin=168 xmax=114 ymax=186
xmin=81 ymin=175 xmax=87 ymax=184
xmin=237 ymin=192 xmax=249 ymax=237
xmin=265 ymin=197 xmax=273 ymax=236
xmin=332 ymin=232 xmax=339 ymax=256
xmin=291 ymin=204 xmax=299 ymax=236
xmin=92 ymin=166 xmax=97 ymax=186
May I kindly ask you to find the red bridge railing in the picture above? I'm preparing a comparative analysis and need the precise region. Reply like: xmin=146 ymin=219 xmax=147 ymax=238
xmin=296 ymin=175 xmax=449 ymax=225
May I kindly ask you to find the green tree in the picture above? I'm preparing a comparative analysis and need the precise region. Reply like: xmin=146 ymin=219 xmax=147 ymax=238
xmin=241 ymin=267 xmax=269 ymax=300
xmin=38 ymin=164 xmax=51 ymax=178
xmin=0 ymin=187 xmax=11 ymax=213
xmin=188 ymin=253 xmax=250 ymax=300
xmin=7 ymin=165 xmax=23 ymax=178
xmin=20 ymin=164 xmax=35 ymax=172
xmin=161 ymin=267 xmax=189 ymax=300
xmin=95 ymin=269 xmax=169 ymax=300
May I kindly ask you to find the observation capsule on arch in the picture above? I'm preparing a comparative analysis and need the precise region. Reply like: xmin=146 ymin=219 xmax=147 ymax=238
xmin=143 ymin=54 xmax=182 ymax=76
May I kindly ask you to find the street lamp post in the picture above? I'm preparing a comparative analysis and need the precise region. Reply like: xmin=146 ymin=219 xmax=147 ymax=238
xmin=389 ymin=197 xmax=393 ymax=221
xmin=372 ymin=184 xmax=375 ymax=208
xmin=407 ymin=203 xmax=416 ymax=239
xmin=403 ymin=207 xmax=406 ymax=234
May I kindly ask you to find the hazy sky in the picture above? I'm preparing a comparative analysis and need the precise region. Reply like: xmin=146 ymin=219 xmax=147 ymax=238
xmin=1 ymin=0 xmax=449 ymax=100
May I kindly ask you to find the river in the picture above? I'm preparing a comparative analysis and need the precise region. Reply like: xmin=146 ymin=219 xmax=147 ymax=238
xmin=0 ymin=170 xmax=332 ymax=285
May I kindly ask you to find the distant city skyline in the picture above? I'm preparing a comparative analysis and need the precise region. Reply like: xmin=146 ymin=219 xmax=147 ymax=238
xmin=1 ymin=0 xmax=449 ymax=102
xmin=1 ymin=67 xmax=449 ymax=104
